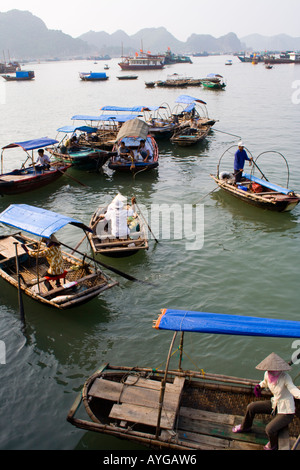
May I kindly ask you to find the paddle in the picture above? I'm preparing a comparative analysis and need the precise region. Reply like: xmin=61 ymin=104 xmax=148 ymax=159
xmin=14 ymin=242 xmax=25 ymax=329
xmin=192 ymin=187 xmax=219 ymax=207
xmin=58 ymin=240 xmax=154 ymax=286
xmin=57 ymin=168 xmax=89 ymax=187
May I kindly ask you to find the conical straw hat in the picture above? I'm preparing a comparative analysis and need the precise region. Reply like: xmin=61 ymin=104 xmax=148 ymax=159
xmin=256 ymin=352 xmax=291 ymax=371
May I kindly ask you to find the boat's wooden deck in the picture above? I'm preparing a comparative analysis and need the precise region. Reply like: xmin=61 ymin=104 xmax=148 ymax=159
xmin=88 ymin=374 xmax=296 ymax=450
xmin=90 ymin=376 xmax=185 ymax=430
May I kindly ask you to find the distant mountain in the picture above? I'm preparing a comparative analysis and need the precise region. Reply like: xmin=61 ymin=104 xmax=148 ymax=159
xmin=79 ymin=27 xmax=243 ymax=55
xmin=241 ymin=33 xmax=300 ymax=52
xmin=1 ymin=9 xmax=299 ymax=61
xmin=0 ymin=10 xmax=93 ymax=59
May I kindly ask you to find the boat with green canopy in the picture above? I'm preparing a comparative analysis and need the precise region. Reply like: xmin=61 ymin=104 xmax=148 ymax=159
xmin=67 ymin=308 xmax=300 ymax=450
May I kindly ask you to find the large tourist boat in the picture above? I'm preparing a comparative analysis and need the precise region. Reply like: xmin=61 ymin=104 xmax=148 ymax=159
xmin=118 ymin=51 xmax=165 ymax=70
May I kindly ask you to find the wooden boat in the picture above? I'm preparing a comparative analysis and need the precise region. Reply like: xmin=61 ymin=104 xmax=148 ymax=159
xmin=88 ymin=194 xmax=149 ymax=257
xmin=0 ymin=138 xmax=70 ymax=195
xmin=51 ymin=148 xmax=112 ymax=171
xmin=170 ymin=123 xmax=211 ymax=146
xmin=211 ymin=148 xmax=300 ymax=213
xmin=50 ymin=126 xmax=114 ymax=171
xmin=145 ymin=81 xmax=156 ymax=88
xmin=0 ymin=204 xmax=118 ymax=310
xmin=71 ymin=112 xmax=142 ymax=150
xmin=117 ymin=75 xmax=138 ymax=80
xmin=2 ymin=70 xmax=35 ymax=81
xmin=67 ymin=308 xmax=300 ymax=450
xmin=172 ymin=94 xmax=217 ymax=129
xmin=79 ymin=72 xmax=109 ymax=81
xmin=108 ymin=118 xmax=159 ymax=174
xmin=201 ymin=74 xmax=226 ymax=89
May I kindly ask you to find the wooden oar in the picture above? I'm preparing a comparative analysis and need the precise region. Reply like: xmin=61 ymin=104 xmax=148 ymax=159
xmin=59 ymin=241 xmax=154 ymax=286
xmin=57 ymin=168 xmax=89 ymax=187
xmin=14 ymin=242 xmax=25 ymax=329
xmin=192 ymin=187 xmax=219 ymax=207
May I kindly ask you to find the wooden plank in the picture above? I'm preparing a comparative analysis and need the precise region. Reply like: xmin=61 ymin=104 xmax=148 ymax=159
xmin=278 ymin=426 xmax=290 ymax=450
xmin=178 ymin=412 xmax=267 ymax=446
xmin=125 ymin=376 xmax=185 ymax=393
xmin=109 ymin=403 xmax=176 ymax=429
xmin=41 ymin=273 xmax=100 ymax=298
xmin=89 ymin=378 xmax=180 ymax=411
xmin=177 ymin=429 xmax=230 ymax=449
xmin=0 ymin=236 xmax=27 ymax=260
xmin=180 ymin=406 xmax=235 ymax=426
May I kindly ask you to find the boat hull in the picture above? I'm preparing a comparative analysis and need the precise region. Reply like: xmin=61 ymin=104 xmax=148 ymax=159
xmin=119 ymin=64 xmax=164 ymax=70
xmin=0 ymin=165 xmax=69 ymax=195
xmin=211 ymin=175 xmax=300 ymax=212
xmin=67 ymin=364 xmax=300 ymax=450
xmin=51 ymin=149 xmax=111 ymax=171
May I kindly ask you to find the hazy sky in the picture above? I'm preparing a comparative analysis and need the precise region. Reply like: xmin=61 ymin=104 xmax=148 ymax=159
xmin=1 ymin=0 xmax=300 ymax=41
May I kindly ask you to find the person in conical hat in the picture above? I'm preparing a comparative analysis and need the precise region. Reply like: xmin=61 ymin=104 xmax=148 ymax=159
xmin=232 ymin=352 xmax=300 ymax=450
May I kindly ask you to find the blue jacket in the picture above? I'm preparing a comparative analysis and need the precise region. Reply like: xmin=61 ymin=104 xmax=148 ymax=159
xmin=234 ymin=149 xmax=250 ymax=171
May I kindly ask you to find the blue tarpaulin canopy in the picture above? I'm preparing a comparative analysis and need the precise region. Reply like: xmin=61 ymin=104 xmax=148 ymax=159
xmin=154 ymin=309 xmax=300 ymax=338
xmin=71 ymin=114 xmax=139 ymax=123
xmin=100 ymin=105 xmax=160 ymax=112
xmin=2 ymin=137 xmax=58 ymax=151
xmin=56 ymin=125 xmax=97 ymax=134
xmin=175 ymin=95 xmax=207 ymax=105
xmin=243 ymin=173 xmax=292 ymax=195
xmin=0 ymin=204 xmax=91 ymax=238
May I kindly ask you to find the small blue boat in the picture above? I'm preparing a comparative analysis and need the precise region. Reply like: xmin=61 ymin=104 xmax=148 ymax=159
xmin=2 ymin=70 xmax=35 ymax=81
xmin=79 ymin=72 xmax=109 ymax=81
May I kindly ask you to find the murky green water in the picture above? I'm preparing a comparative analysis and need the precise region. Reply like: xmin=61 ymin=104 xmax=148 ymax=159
xmin=0 ymin=56 xmax=300 ymax=449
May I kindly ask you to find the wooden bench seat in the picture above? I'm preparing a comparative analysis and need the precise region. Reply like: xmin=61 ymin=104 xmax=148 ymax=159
xmin=89 ymin=375 xmax=185 ymax=430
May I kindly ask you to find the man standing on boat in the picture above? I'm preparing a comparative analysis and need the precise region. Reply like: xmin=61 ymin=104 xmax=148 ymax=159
xmin=234 ymin=142 xmax=253 ymax=184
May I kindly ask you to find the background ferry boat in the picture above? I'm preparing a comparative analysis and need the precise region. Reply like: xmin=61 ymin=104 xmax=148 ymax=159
xmin=118 ymin=51 xmax=165 ymax=70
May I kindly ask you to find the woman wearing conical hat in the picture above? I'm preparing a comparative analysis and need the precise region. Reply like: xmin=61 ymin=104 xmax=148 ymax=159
xmin=232 ymin=352 xmax=300 ymax=450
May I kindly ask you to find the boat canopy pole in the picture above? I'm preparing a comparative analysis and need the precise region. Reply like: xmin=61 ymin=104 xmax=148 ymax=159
xmin=155 ymin=331 xmax=178 ymax=439
xmin=178 ymin=332 xmax=184 ymax=370
xmin=255 ymin=151 xmax=290 ymax=188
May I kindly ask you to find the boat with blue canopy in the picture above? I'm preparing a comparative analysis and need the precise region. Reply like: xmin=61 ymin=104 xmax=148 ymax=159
xmin=101 ymin=104 xmax=177 ymax=139
xmin=0 ymin=204 xmax=118 ymax=310
xmin=108 ymin=118 xmax=159 ymax=174
xmin=71 ymin=113 xmax=142 ymax=149
xmin=170 ymin=95 xmax=216 ymax=146
xmin=79 ymin=72 xmax=109 ymax=81
xmin=48 ymin=125 xmax=114 ymax=171
xmin=67 ymin=308 xmax=300 ymax=450
xmin=211 ymin=146 xmax=300 ymax=212
xmin=2 ymin=70 xmax=35 ymax=81
xmin=0 ymin=137 xmax=70 ymax=195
